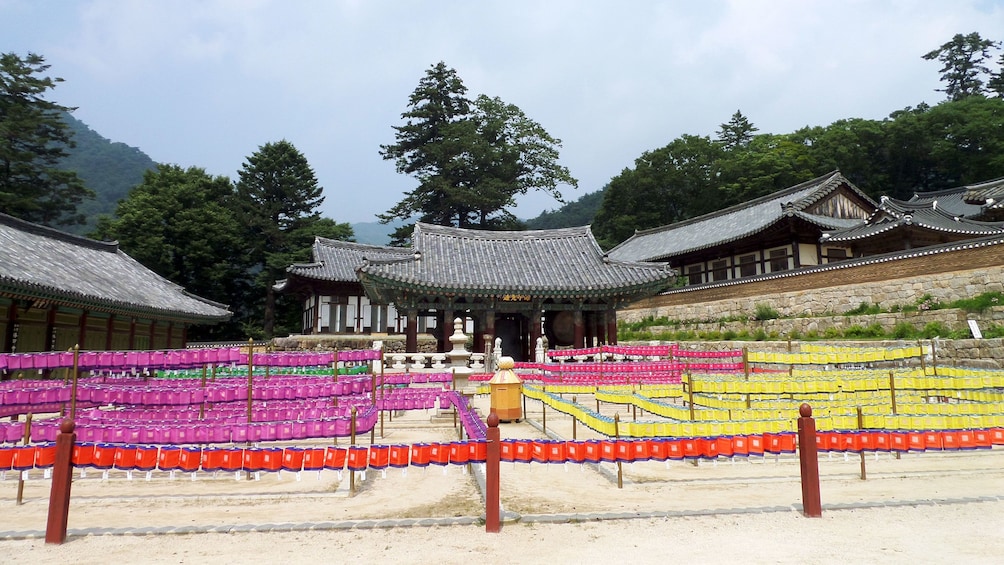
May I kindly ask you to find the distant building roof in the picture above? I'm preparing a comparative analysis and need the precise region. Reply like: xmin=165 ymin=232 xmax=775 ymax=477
xmin=283 ymin=237 xmax=413 ymax=284
xmin=823 ymin=194 xmax=1004 ymax=244
xmin=960 ymin=177 xmax=1004 ymax=211
xmin=0 ymin=213 xmax=230 ymax=322
xmin=356 ymin=223 xmax=675 ymax=303
xmin=909 ymin=186 xmax=985 ymax=218
xmin=607 ymin=171 xmax=875 ymax=263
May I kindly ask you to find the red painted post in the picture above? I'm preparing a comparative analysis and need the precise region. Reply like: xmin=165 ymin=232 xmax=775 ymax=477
xmin=485 ymin=410 xmax=501 ymax=533
xmin=45 ymin=418 xmax=76 ymax=544
xmin=796 ymin=403 xmax=822 ymax=517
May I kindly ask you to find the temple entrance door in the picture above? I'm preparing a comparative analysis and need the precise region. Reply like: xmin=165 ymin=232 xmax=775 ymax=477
xmin=494 ymin=313 xmax=528 ymax=362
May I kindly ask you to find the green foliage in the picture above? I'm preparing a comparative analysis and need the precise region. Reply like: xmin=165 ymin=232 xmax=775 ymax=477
xmin=752 ymin=303 xmax=780 ymax=321
xmin=93 ymin=165 xmax=250 ymax=340
xmin=948 ymin=291 xmax=1004 ymax=312
xmin=380 ymin=62 xmax=577 ymax=244
xmin=892 ymin=322 xmax=918 ymax=339
xmin=235 ymin=140 xmax=348 ymax=338
xmin=845 ymin=302 xmax=881 ymax=316
xmin=843 ymin=323 xmax=885 ymax=338
xmin=525 ymin=190 xmax=604 ymax=229
xmin=58 ymin=112 xmax=157 ymax=235
xmin=752 ymin=328 xmax=768 ymax=341
xmin=0 ymin=52 xmax=93 ymax=228
xmin=922 ymin=32 xmax=1000 ymax=101
xmin=921 ymin=322 xmax=951 ymax=338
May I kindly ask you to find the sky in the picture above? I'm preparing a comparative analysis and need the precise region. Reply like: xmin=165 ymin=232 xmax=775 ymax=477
xmin=4 ymin=0 xmax=1004 ymax=224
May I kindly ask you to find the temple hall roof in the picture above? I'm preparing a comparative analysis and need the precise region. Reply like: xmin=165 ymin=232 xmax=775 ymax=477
xmin=356 ymin=223 xmax=675 ymax=301
xmin=0 ymin=213 xmax=231 ymax=322
xmin=607 ymin=171 xmax=874 ymax=263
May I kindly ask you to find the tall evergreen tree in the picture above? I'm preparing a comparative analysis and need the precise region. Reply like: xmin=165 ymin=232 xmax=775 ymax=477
xmin=92 ymin=165 xmax=250 ymax=340
xmin=235 ymin=140 xmax=347 ymax=338
xmin=380 ymin=62 xmax=576 ymax=244
xmin=716 ymin=110 xmax=758 ymax=150
xmin=923 ymin=32 xmax=1000 ymax=101
xmin=988 ymin=51 xmax=1004 ymax=98
xmin=0 ymin=52 xmax=93 ymax=227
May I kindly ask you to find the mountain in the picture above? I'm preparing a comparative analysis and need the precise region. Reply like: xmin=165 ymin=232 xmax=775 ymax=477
xmin=524 ymin=189 xmax=605 ymax=230
xmin=351 ymin=219 xmax=403 ymax=246
xmin=57 ymin=113 xmax=159 ymax=235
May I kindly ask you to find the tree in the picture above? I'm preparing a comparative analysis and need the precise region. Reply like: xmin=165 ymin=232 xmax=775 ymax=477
xmin=988 ymin=51 xmax=1004 ymax=98
xmin=716 ymin=110 xmax=758 ymax=150
xmin=92 ymin=165 xmax=251 ymax=340
xmin=923 ymin=32 xmax=1000 ymax=101
xmin=380 ymin=62 xmax=576 ymax=244
xmin=592 ymin=135 xmax=725 ymax=249
xmin=235 ymin=140 xmax=350 ymax=338
xmin=0 ymin=52 xmax=93 ymax=227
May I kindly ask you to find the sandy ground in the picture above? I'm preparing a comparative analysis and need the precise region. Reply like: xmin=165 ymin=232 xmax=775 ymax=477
xmin=1 ymin=392 xmax=1003 ymax=564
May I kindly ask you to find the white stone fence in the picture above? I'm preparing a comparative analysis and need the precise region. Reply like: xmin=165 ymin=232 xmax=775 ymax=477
xmin=382 ymin=352 xmax=486 ymax=372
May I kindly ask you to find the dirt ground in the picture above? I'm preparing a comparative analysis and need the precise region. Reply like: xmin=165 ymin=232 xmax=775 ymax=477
xmin=1 ymin=393 xmax=1002 ymax=564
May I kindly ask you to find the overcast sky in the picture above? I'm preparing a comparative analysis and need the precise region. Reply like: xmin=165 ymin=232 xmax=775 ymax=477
xmin=4 ymin=1 xmax=1004 ymax=224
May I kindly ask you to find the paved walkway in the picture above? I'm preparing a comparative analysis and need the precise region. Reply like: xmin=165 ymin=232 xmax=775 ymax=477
xmin=2 ymin=490 xmax=998 ymax=540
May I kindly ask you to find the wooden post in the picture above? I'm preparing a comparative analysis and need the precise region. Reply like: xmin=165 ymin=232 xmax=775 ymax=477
xmin=349 ymin=407 xmax=357 ymax=496
xmin=614 ymin=413 xmax=623 ymax=489
xmin=572 ymin=396 xmax=578 ymax=440
xmin=485 ymin=411 xmax=501 ymax=533
xmin=370 ymin=371 xmax=377 ymax=444
xmin=69 ymin=345 xmax=79 ymax=420
xmin=16 ymin=413 xmax=32 ymax=505
xmin=199 ymin=365 xmax=207 ymax=420
xmin=857 ymin=407 xmax=867 ymax=480
xmin=889 ymin=371 xmax=900 ymax=460
xmin=687 ymin=372 xmax=695 ymax=422
xmin=796 ymin=404 xmax=822 ymax=517
xmin=45 ymin=419 xmax=76 ymax=544
xmin=246 ymin=338 xmax=254 ymax=424
xmin=542 ymin=400 xmax=547 ymax=434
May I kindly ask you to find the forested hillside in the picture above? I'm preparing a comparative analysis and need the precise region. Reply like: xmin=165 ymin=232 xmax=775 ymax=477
xmin=57 ymin=112 xmax=158 ymax=235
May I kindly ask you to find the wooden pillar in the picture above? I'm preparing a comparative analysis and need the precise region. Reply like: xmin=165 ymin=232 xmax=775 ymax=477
xmin=474 ymin=313 xmax=485 ymax=354
xmin=485 ymin=310 xmax=496 ymax=347
xmin=405 ymin=310 xmax=418 ymax=352
xmin=44 ymin=306 xmax=56 ymax=351
xmin=573 ymin=310 xmax=584 ymax=349
xmin=104 ymin=315 xmax=115 ymax=350
xmin=313 ymin=295 xmax=321 ymax=333
xmin=128 ymin=317 xmax=137 ymax=350
xmin=77 ymin=311 xmax=88 ymax=350
xmin=4 ymin=302 xmax=18 ymax=353
xmin=529 ymin=308 xmax=542 ymax=352
xmin=165 ymin=321 xmax=173 ymax=349
xmin=606 ymin=309 xmax=618 ymax=345
xmin=595 ymin=311 xmax=606 ymax=346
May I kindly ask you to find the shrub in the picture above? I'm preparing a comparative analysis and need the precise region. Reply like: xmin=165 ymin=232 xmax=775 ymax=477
xmin=752 ymin=303 xmax=780 ymax=321
xmin=845 ymin=302 xmax=881 ymax=316
xmin=921 ymin=322 xmax=950 ymax=338
xmin=722 ymin=329 xmax=738 ymax=340
xmin=752 ymin=328 xmax=768 ymax=341
xmin=891 ymin=322 xmax=917 ymax=339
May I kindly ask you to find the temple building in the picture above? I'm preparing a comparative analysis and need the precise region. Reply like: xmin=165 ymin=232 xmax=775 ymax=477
xmin=278 ymin=223 xmax=675 ymax=361
xmin=0 ymin=212 xmax=231 ymax=355
xmin=606 ymin=171 xmax=878 ymax=285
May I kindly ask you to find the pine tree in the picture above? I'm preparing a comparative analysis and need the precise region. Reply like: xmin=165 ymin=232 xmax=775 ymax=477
xmin=923 ymin=32 xmax=1000 ymax=101
xmin=0 ymin=52 xmax=93 ymax=226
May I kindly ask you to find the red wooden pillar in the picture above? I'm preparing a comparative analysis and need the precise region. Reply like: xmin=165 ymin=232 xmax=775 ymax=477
xmin=485 ymin=411 xmax=501 ymax=533
xmin=606 ymin=310 xmax=618 ymax=345
xmin=573 ymin=310 xmax=585 ymax=349
xmin=45 ymin=419 xmax=76 ymax=544
xmin=797 ymin=403 xmax=822 ymax=517
xmin=529 ymin=309 xmax=542 ymax=354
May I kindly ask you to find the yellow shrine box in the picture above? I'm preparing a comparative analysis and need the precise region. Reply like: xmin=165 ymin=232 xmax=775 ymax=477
xmin=489 ymin=356 xmax=523 ymax=422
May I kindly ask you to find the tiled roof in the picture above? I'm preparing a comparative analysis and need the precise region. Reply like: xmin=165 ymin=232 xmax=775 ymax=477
xmin=960 ymin=177 xmax=1004 ymax=210
xmin=822 ymin=196 xmax=1004 ymax=243
xmin=356 ymin=223 xmax=675 ymax=297
xmin=0 ymin=213 xmax=230 ymax=321
xmin=910 ymin=186 xmax=984 ymax=217
xmin=285 ymin=237 xmax=412 ymax=283
xmin=607 ymin=171 xmax=874 ymax=262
